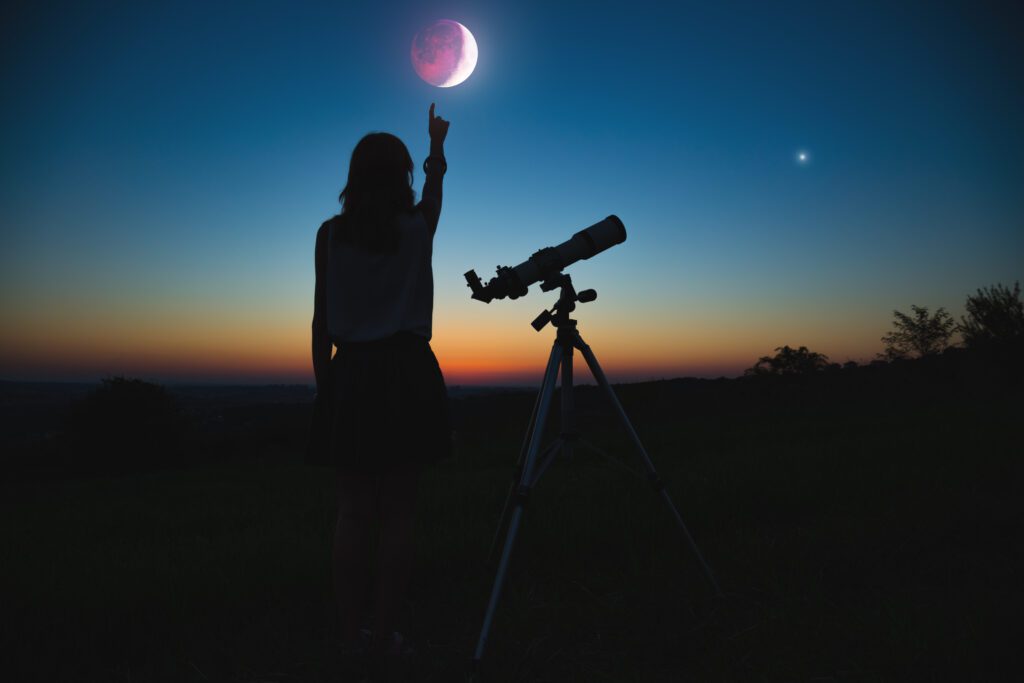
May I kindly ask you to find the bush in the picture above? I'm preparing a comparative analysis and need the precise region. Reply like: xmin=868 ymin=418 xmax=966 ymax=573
xmin=959 ymin=281 xmax=1024 ymax=351
xmin=745 ymin=345 xmax=831 ymax=376
xmin=60 ymin=376 xmax=190 ymax=474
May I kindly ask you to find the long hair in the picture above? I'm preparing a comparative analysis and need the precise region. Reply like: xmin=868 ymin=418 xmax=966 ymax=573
xmin=334 ymin=132 xmax=415 ymax=253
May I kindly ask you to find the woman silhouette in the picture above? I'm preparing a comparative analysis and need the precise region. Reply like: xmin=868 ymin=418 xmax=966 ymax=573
xmin=309 ymin=104 xmax=452 ymax=675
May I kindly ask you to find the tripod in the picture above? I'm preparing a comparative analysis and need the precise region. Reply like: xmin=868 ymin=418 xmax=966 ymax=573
xmin=471 ymin=273 xmax=722 ymax=671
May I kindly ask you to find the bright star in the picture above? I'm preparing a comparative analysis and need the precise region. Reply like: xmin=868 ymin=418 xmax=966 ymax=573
xmin=796 ymin=149 xmax=810 ymax=165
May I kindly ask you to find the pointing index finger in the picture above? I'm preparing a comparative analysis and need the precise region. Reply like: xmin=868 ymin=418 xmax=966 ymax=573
xmin=429 ymin=102 xmax=435 ymax=120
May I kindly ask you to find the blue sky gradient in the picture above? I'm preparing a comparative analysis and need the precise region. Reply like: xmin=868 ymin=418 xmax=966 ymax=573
xmin=2 ymin=0 xmax=1021 ymax=384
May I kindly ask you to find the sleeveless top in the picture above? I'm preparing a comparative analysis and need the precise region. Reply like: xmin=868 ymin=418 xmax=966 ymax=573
xmin=325 ymin=209 xmax=435 ymax=343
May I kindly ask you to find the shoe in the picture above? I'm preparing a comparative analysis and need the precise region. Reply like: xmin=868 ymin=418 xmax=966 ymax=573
xmin=366 ymin=631 xmax=415 ymax=682
xmin=386 ymin=631 xmax=415 ymax=657
xmin=339 ymin=627 xmax=373 ymax=657
xmin=338 ymin=628 xmax=374 ymax=682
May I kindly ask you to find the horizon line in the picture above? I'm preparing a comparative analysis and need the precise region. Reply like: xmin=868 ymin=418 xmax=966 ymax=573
xmin=0 ymin=372 xmax=744 ymax=388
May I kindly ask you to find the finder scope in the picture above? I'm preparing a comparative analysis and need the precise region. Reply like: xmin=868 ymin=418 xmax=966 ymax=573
xmin=465 ymin=215 xmax=626 ymax=303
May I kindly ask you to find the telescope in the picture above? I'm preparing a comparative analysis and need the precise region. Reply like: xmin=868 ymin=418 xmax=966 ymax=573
xmin=464 ymin=215 xmax=626 ymax=302
xmin=464 ymin=212 xmax=723 ymax=673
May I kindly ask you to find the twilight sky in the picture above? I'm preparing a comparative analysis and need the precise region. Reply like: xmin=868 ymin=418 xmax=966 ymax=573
xmin=1 ymin=0 xmax=1022 ymax=385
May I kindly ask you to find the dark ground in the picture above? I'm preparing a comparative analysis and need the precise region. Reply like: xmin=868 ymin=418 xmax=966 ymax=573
xmin=1 ymin=354 xmax=1020 ymax=682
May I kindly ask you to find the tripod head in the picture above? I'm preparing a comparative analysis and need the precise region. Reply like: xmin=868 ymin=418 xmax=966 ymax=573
xmin=531 ymin=273 xmax=597 ymax=332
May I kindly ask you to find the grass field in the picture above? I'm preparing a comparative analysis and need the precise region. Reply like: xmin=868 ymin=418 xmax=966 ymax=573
xmin=2 ymin=373 xmax=1020 ymax=682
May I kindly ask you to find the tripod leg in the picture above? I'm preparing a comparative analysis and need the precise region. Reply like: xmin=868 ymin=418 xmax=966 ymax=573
xmin=487 ymin=341 xmax=561 ymax=565
xmin=559 ymin=337 xmax=576 ymax=461
xmin=575 ymin=335 xmax=722 ymax=597
xmin=526 ymin=333 xmax=577 ymax=488
xmin=528 ymin=439 xmax=564 ymax=489
xmin=473 ymin=343 xmax=563 ymax=669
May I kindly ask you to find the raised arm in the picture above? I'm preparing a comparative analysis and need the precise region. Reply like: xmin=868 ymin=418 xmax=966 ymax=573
xmin=420 ymin=102 xmax=449 ymax=235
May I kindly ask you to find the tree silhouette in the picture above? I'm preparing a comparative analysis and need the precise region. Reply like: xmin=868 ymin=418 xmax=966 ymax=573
xmin=62 ymin=376 xmax=187 ymax=473
xmin=959 ymin=281 xmax=1024 ymax=350
xmin=745 ymin=345 xmax=831 ymax=376
xmin=879 ymin=305 xmax=956 ymax=360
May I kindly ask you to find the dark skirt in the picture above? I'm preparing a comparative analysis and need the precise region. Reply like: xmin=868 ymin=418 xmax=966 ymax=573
xmin=305 ymin=331 xmax=452 ymax=472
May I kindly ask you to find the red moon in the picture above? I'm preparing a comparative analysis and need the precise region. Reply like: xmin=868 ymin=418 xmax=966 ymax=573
xmin=411 ymin=20 xmax=478 ymax=88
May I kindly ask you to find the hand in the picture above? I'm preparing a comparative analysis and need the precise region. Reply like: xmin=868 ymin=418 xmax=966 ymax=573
xmin=428 ymin=102 xmax=449 ymax=145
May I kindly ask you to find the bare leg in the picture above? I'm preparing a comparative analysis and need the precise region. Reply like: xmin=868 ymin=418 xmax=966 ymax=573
xmin=369 ymin=463 xmax=422 ymax=653
xmin=334 ymin=469 xmax=376 ymax=643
